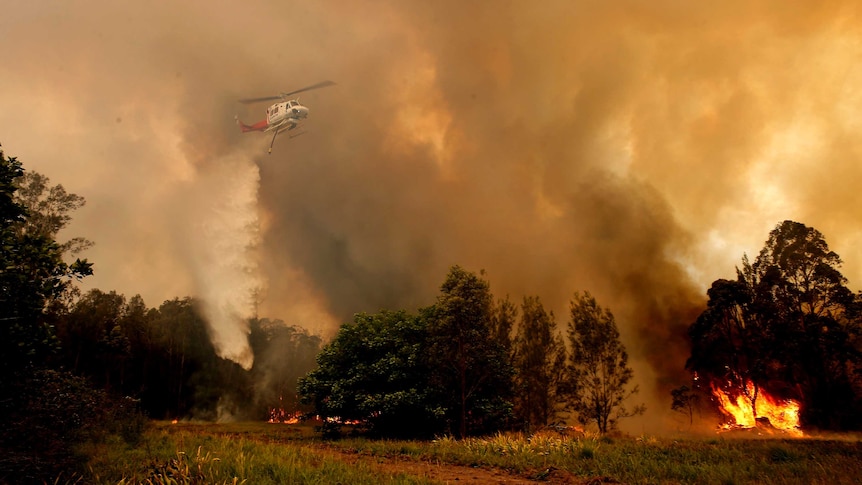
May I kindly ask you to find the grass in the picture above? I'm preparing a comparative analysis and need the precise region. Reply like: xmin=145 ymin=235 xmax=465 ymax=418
xmin=79 ymin=423 xmax=436 ymax=485
xmin=76 ymin=422 xmax=862 ymax=485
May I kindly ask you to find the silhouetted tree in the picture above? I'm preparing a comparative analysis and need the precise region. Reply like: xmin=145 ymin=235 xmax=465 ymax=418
xmin=686 ymin=277 xmax=768 ymax=417
xmin=512 ymin=296 xmax=567 ymax=433
xmin=0 ymin=149 xmax=92 ymax=373
xmin=566 ymin=291 xmax=644 ymax=433
xmin=0 ymin=149 xmax=139 ymax=482
xmin=670 ymin=385 xmax=699 ymax=428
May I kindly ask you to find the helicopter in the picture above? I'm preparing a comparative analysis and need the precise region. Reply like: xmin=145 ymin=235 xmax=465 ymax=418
xmin=236 ymin=80 xmax=335 ymax=153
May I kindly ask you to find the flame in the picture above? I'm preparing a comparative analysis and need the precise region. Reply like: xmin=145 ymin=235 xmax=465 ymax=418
xmin=268 ymin=395 xmax=301 ymax=424
xmin=711 ymin=380 xmax=802 ymax=436
xmin=268 ymin=409 xmax=300 ymax=424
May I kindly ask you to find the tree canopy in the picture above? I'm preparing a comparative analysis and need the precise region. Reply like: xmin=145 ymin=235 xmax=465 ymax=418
xmin=299 ymin=310 xmax=441 ymax=437
xmin=0 ymin=148 xmax=92 ymax=373
xmin=426 ymin=266 xmax=514 ymax=438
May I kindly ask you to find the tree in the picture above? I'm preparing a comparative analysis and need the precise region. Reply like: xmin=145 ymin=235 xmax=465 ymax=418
xmin=512 ymin=295 xmax=567 ymax=433
xmin=748 ymin=221 xmax=860 ymax=428
xmin=686 ymin=278 xmax=768 ymax=418
xmin=670 ymin=385 xmax=699 ymax=428
xmin=0 ymin=148 xmax=140 ymax=481
xmin=491 ymin=295 xmax=517 ymax=360
xmin=299 ymin=310 xmax=441 ymax=437
xmin=426 ymin=266 xmax=514 ymax=438
xmin=13 ymin=171 xmax=92 ymax=255
xmin=0 ymin=149 xmax=92 ymax=373
xmin=566 ymin=291 xmax=644 ymax=433
xmin=686 ymin=221 xmax=862 ymax=430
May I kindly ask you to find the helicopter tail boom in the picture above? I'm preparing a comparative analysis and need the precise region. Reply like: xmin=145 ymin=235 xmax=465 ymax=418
xmin=235 ymin=116 xmax=268 ymax=133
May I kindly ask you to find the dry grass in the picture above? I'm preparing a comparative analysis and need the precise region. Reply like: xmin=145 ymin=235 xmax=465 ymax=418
xmin=76 ymin=422 xmax=862 ymax=485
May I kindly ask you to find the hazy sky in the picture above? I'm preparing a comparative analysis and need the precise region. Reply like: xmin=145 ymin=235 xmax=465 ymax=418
xmin=2 ymin=1 xmax=861 ymax=431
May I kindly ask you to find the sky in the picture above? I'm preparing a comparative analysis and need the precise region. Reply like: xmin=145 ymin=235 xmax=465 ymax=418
xmin=2 ymin=1 xmax=861 ymax=432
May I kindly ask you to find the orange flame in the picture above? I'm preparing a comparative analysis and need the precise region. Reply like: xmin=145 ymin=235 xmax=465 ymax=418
xmin=268 ymin=395 xmax=301 ymax=424
xmin=711 ymin=380 xmax=801 ymax=436
xmin=268 ymin=409 xmax=300 ymax=424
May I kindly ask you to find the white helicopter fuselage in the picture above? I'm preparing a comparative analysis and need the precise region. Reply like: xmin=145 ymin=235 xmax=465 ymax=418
xmin=266 ymin=100 xmax=309 ymax=133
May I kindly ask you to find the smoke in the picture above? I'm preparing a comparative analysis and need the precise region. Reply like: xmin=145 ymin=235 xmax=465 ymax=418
xmin=183 ymin=150 xmax=261 ymax=369
xmin=3 ymin=1 xmax=862 ymax=432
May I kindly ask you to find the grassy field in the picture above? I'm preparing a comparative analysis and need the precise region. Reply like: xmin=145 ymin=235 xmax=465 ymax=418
xmin=74 ymin=421 xmax=862 ymax=484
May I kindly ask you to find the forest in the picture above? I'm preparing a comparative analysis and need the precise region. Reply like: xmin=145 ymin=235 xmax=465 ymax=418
xmin=2 ymin=147 xmax=861 ymax=481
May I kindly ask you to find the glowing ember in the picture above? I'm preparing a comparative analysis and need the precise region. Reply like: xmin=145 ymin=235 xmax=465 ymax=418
xmin=711 ymin=380 xmax=801 ymax=436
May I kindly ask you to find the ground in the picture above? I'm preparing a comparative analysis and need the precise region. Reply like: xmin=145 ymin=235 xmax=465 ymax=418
xmin=311 ymin=443 xmax=613 ymax=485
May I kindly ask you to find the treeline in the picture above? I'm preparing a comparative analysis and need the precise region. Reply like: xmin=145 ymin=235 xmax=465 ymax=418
xmin=300 ymin=221 xmax=862 ymax=441
xmin=4 ymin=144 xmax=862 ymax=479
xmin=51 ymin=290 xmax=322 ymax=420
xmin=298 ymin=266 xmax=643 ymax=439
xmin=0 ymin=149 xmax=324 ymax=481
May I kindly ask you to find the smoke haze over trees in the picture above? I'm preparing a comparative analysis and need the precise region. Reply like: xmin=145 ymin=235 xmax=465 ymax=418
xmin=6 ymin=2 xmax=862 ymax=429
xmin=2 ymin=147 xmax=862 ymax=462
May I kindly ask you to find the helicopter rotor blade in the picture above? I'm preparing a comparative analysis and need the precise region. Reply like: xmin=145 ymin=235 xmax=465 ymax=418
xmin=238 ymin=81 xmax=335 ymax=104
xmin=238 ymin=95 xmax=283 ymax=104
xmin=279 ymin=80 xmax=336 ymax=98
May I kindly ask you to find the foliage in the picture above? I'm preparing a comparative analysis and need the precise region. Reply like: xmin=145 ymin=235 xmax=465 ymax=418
xmin=51 ymin=291 xmax=324 ymax=422
xmin=490 ymin=295 xmax=517 ymax=360
xmin=0 ymin=148 xmax=92 ymax=374
xmin=566 ymin=292 xmax=644 ymax=433
xmin=511 ymin=295 xmax=567 ymax=433
xmin=0 ymin=369 xmax=147 ymax=483
xmin=426 ymin=266 xmax=514 ymax=438
xmin=299 ymin=266 xmax=517 ymax=439
xmin=299 ymin=310 xmax=441 ymax=438
xmin=686 ymin=220 xmax=862 ymax=430
xmin=0 ymin=149 xmax=112 ymax=483
xmin=13 ymin=170 xmax=92 ymax=255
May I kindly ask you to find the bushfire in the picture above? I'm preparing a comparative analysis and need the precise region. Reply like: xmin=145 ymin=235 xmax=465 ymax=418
xmin=268 ymin=395 xmax=301 ymax=424
xmin=711 ymin=380 xmax=802 ymax=436
xmin=268 ymin=408 xmax=301 ymax=424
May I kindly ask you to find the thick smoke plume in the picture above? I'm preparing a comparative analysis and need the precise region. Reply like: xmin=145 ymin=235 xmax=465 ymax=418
xmin=2 ymin=1 xmax=862 ymax=431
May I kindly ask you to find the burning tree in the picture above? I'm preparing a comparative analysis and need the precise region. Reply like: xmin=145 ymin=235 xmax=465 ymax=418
xmin=685 ymin=220 xmax=862 ymax=431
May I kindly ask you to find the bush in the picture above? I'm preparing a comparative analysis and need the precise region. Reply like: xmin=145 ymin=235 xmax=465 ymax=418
xmin=0 ymin=369 xmax=147 ymax=483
